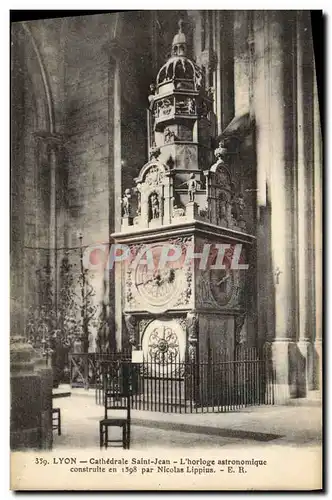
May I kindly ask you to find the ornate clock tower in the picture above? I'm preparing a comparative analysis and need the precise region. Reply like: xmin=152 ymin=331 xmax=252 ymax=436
xmin=112 ymin=21 xmax=255 ymax=380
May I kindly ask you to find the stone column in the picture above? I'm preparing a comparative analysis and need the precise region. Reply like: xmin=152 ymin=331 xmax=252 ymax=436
xmin=255 ymin=12 xmax=298 ymax=402
xmin=109 ymin=43 xmax=124 ymax=351
xmin=252 ymin=12 xmax=270 ymax=349
xmin=270 ymin=13 xmax=299 ymax=402
xmin=233 ymin=11 xmax=250 ymax=116
xmin=296 ymin=12 xmax=315 ymax=394
xmin=213 ymin=11 xmax=234 ymax=134
xmin=10 ymin=32 xmax=54 ymax=448
xmin=313 ymin=54 xmax=323 ymax=393
xmin=34 ymin=132 xmax=62 ymax=309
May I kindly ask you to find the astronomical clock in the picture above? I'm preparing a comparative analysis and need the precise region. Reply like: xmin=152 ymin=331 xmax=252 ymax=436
xmin=111 ymin=20 xmax=255 ymax=368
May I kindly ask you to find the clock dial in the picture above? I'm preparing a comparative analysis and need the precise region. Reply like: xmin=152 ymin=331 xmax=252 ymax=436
xmin=134 ymin=244 xmax=180 ymax=308
xmin=141 ymin=319 xmax=186 ymax=376
xmin=209 ymin=268 xmax=235 ymax=306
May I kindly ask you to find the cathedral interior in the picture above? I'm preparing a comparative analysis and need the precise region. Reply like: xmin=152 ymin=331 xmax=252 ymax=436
xmin=10 ymin=11 xmax=322 ymax=448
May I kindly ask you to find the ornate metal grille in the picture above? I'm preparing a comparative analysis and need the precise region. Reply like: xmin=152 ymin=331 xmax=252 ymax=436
xmin=148 ymin=326 xmax=179 ymax=364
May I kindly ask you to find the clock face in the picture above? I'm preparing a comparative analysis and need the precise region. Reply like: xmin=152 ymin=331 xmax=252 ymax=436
xmin=134 ymin=244 xmax=181 ymax=309
xmin=141 ymin=319 xmax=186 ymax=375
xmin=209 ymin=268 xmax=235 ymax=306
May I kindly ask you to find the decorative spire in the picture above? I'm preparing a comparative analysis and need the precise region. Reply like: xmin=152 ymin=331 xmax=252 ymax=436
xmin=172 ymin=18 xmax=187 ymax=57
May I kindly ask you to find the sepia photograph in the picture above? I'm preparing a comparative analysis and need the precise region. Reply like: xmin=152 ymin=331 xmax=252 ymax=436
xmin=10 ymin=9 xmax=323 ymax=491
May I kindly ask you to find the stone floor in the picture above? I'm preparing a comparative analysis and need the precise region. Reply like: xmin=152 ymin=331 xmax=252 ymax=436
xmin=52 ymin=387 xmax=322 ymax=450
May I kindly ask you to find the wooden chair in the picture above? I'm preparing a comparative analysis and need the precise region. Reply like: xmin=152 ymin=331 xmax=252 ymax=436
xmin=52 ymin=408 xmax=61 ymax=436
xmin=99 ymin=391 xmax=131 ymax=449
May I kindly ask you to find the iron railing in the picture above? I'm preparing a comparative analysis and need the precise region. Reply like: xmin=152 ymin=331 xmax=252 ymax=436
xmin=69 ymin=351 xmax=131 ymax=391
xmin=90 ymin=346 xmax=275 ymax=413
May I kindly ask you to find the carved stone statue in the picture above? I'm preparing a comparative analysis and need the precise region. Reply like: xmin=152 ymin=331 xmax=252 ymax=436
xmin=179 ymin=173 xmax=198 ymax=203
xmin=235 ymin=313 xmax=246 ymax=346
xmin=231 ymin=192 xmax=246 ymax=228
xmin=214 ymin=141 xmax=228 ymax=165
xmin=150 ymin=192 xmax=160 ymax=219
xmin=234 ymin=193 xmax=246 ymax=226
xmin=218 ymin=192 xmax=227 ymax=220
xmin=187 ymin=173 xmax=198 ymax=203
xmin=175 ymin=99 xmax=187 ymax=114
xmin=173 ymin=205 xmax=185 ymax=217
xmin=199 ymin=100 xmax=209 ymax=118
xmin=187 ymin=97 xmax=195 ymax=114
xmin=148 ymin=83 xmax=155 ymax=108
xmin=186 ymin=311 xmax=198 ymax=362
xmin=207 ymin=87 xmax=215 ymax=100
xmin=159 ymin=98 xmax=173 ymax=117
xmin=124 ymin=314 xmax=137 ymax=348
xmin=149 ymin=142 xmax=161 ymax=160
xmin=145 ymin=165 xmax=163 ymax=186
xmin=164 ymin=127 xmax=176 ymax=144
xmin=122 ymin=188 xmax=131 ymax=217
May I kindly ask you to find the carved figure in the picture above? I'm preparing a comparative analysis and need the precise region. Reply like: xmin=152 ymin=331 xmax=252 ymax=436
xmin=226 ymin=199 xmax=234 ymax=226
xmin=164 ymin=128 xmax=176 ymax=144
xmin=187 ymin=97 xmax=195 ymax=114
xmin=199 ymin=100 xmax=209 ymax=118
xmin=186 ymin=311 xmax=198 ymax=362
xmin=214 ymin=141 xmax=228 ymax=165
xmin=236 ymin=193 xmax=245 ymax=220
xmin=122 ymin=188 xmax=131 ymax=217
xmin=124 ymin=314 xmax=137 ymax=348
xmin=176 ymin=99 xmax=188 ymax=114
xmin=149 ymin=142 xmax=161 ymax=160
xmin=173 ymin=205 xmax=185 ymax=217
xmin=231 ymin=192 xmax=245 ymax=225
xmin=207 ymin=87 xmax=215 ymax=100
xmin=150 ymin=192 xmax=160 ymax=219
xmin=235 ymin=313 xmax=246 ymax=346
xmin=159 ymin=98 xmax=173 ymax=117
xmin=145 ymin=165 xmax=164 ymax=186
xmin=218 ymin=192 xmax=227 ymax=220
xmin=186 ymin=173 xmax=198 ymax=202
xmin=187 ymin=311 xmax=198 ymax=339
xmin=148 ymin=83 xmax=155 ymax=108
xmin=195 ymin=67 xmax=203 ymax=89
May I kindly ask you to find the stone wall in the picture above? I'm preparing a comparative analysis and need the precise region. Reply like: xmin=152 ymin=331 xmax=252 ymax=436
xmin=11 ymin=12 xmax=154 ymax=350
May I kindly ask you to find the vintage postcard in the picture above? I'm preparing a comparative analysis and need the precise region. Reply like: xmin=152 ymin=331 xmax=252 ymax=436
xmin=10 ymin=10 xmax=323 ymax=491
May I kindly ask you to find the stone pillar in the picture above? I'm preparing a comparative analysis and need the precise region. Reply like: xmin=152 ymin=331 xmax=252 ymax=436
xmin=296 ymin=12 xmax=315 ymax=394
xmin=34 ymin=353 xmax=53 ymax=449
xmin=233 ymin=11 xmax=250 ymax=116
xmin=10 ymin=336 xmax=53 ymax=450
xmin=313 ymin=53 xmax=323 ymax=393
xmin=255 ymin=12 xmax=298 ymax=402
xmin=253 ymin=11 xmax=274 ymax=348
xmin=35 ymin=132 xmax=62 ymax=307
xmin=213 ymin=11 xmax=234 ymax=134
xmin=109 ymin=44 xmax=124 ymax=351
